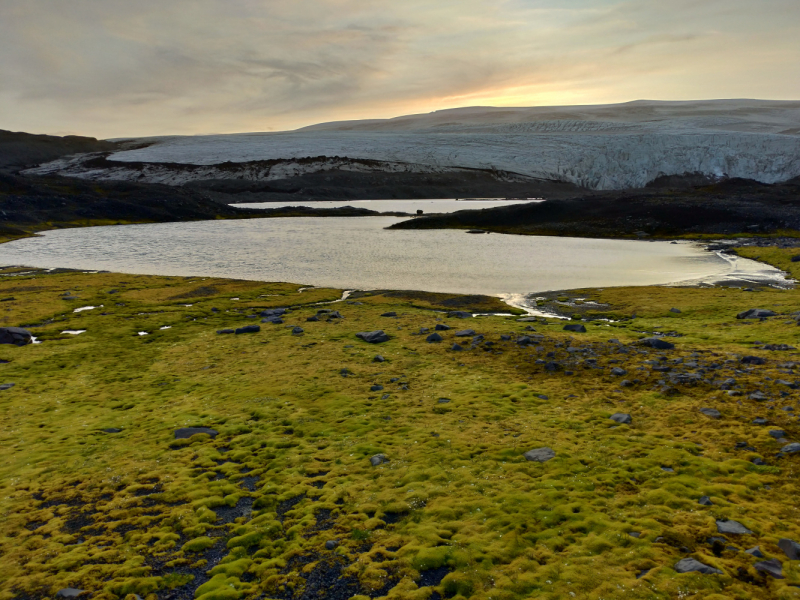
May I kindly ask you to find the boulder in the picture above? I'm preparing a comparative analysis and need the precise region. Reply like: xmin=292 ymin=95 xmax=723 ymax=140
xmin=749 ymin=391 xmax=769 ymax=401
xmin=670 ymin=308 xmax=682 ymax=314
xmin=769 ymin=430 xmax=786 ymax=439
xmin=737 ymin=309 xmax=777 ymax=319
xmin=373 ymin=355 xmax=385 ymax=363
xmin=325 ymin=540 xmax=338 ymax=550
xmin=741 ymin=355 xmax=766 ymax=365
xmin=261 ymin=317 xmax=283 ymax=324
xmin=639 ymin=337 xmax=675 ymax=350
xmin=261 ymin=308 xmax=287 ymax=317
xmin=455 ymin=329 xmax=476 ymax=337
xmin=102 ymin=428 xmax=122 ymax=434
xmin=292 ymin=327 xmax=304 ymax=335
xmin=451 ymin=344 xmax=463 ymax=351
xmin=764 ymin=344 xmax=796 ymax=351
xmin=447 ymin=311 xmax=472 ymax=319
xmin=426 ymin=333 xmax=443 ymax=343
xmin=437 ymin=398 xmax=451 ymax=404
xmin=754 ymin=558 xmax=784 ymax=579
xmin=779 ymin=538 xmax=800 ymax=560
xmin=699 ymin=408 xmax=721 ymax=419
xmin=563 ymin=324 xmax=587 ymax=333
xmin=370 ymin=385 xmax=384 ymax=392
xmin=356 ymin=331 xmax=389 ymax=344
xmin=435 ymin=324 xmax=451 ymax=331
xmin=610 ymin=413 xmax=632 ymax=425
xmin=781 ymin=443 xmax=800 ymax=453
xmin=792 ymin=255 xmax=800 ymax=262
xmin=752 ymin=417 xmax=769 ymax=425
xmin=174 ymin=427 xmax=219 ymax=439
xmin=699 ymin=496 xmax=713 ymax=506
xmin=745 ymin=546 xmax=765 ymax=558
xmin=55 ymin=590 xmax=86 ymax=599
xmin=523 ymin=447 xmax=555 ymax=463
xmin=674 ymin=558 xmax=723 ymax=575
xmin=216 ymin=329 xmax=235 ymax=334
xmin=716 ymin=519 xmax=753 ymax=535
xmin=0 ymin=327 xmax=32 ymax=346
xmin=381 ymin=312 xmax=397 ymax=317
xmin=370 ymin=454 xmax=389 ymax=466
xmin=610 ymin=367 xmax=628 ymax=376
xmin=306 ymin=315 xmax=319 ymax=322
xmin=0 ymin=383 xmax=14 ymax=391
xmin=235 ymin=325 xmax=260 ymax=334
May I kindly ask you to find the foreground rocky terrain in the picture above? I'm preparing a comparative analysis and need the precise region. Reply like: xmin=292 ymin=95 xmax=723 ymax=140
xmin=2 ymin=245 xmax=800 ymax=599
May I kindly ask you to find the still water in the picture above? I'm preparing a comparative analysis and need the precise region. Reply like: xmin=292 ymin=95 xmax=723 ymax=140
xmin=0 ymin=216 xmax=786 ymax=296
xmin=230 ymin=199 xmax=541 ymax=213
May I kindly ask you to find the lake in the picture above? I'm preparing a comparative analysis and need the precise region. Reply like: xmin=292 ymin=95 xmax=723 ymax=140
xmin=0 ymin=216 xmax=787 ymax=305
xmin=231 ymin=199 xmax=542 ymax=213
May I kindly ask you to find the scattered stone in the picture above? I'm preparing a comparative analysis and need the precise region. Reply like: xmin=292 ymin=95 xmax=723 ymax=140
xmin=753 ymin=417 xmax=769 ymax=425
xmin=426 ymin=333 xmax=443 ymax=343
xmin=741 ymin=355 xmax=766 ymax=365
xmin=217 ymin=329 xmax=235 ymax=334
xmin=262 ymin=317 xmax=283 ymax=324
xmin=325 ymin=540 xmax=338 ymax=550
xmin=174 ymin=427 xmax=219 ymax=439
xmin=370 ymin=385 xmax=384 ymax=392
xmin=674 ymin=558 xmax=723 ymax=575
xmin=381 ymin=312 xmax=397 ymax=317
xmin=610 ymin=413 xmax=632 ymax=425
xmin=235 ymin=325 xmax=260 ymax=334
xmin=0 ymin=327 xmax=32 ymax=346
xmin=435 ymin=324 xmax=451 ymax=331
xmin=455 ymin=329 xmax=476 ymax=337
xmin=640 ymin=337 xmax=675 ymax=350
xmin=292 ymin=327 xmax=304 ymax=335
xmin=628 ymin=532 xmax=641 ymax=538
xmin=611 ymin=367 xmax=628 ymax=376
xmin=447 ymin=311 xmax=472 ymax=318
xmin=373 ymin=355 xmax=385 ymax=363
xmin=356 ymin=331 xmax=389 ymax=343
xmin=516 ymin=317 xmax=538 ymax=322
xmin=670 ymin=308 xmax=682 ymax=314
xmin=261 ymin=308 xmax=287 ymax=318
xmin=781 ymin=443 xmax=800 ymax=453
xmin=306 ymin=315 xmax=319 ymax=322
xmin=55 ymin=590 xmax=86 ymax=599
xmin=792 ymin=255 xmax=800 ymax=262
xmin=537 ymin=394 xmax=549 ymax=400
xmin=661 ymin=467 xmax=675 ymax=473
xmin=523 ymin=447 xmax=555 ymax=463
xmin=699 ymin=408 xmax=721 ymax=419
xmin=764 ymin=344 xmax=796 ymax=351
xmin=102 ymin=428 xmax=122 ymax=434
xmin=716 ymin=520 xmax=753 ymax=535
xmin=370 ymin=454 xmax=389 ymax=466
xmin=500 ymin=334 xmax=511 ymax=341
xmin=0 ymin=383 xmax=14 ymax=391
xmin=699 ymin=496 xmax=713 ymax=506
xmin=779 ymin=538 xmax=800 ymax=560
xmin=749 ymin=391 xmax=769 ymax=401
xmin=752 ymin=458 xmax=766 ymax=466
xmin=769 ymin=430 xmax=787 ymax=439
xmin=754 ymin=558 xmax=784 ymax=579
xmin=636 ymin=569 xmax=651 ymax=579
xmin=746 ymin=546 xmax=765 ymax=558
xmin=437 ymin=398 xmax=451 ymax=404
xmin=563 ymin=324 xmax=587 ymax=333
xmin=451 ymin=344 xmax=463 ymax=351
xmin=737 ymin=309 xmax=777 ymax=319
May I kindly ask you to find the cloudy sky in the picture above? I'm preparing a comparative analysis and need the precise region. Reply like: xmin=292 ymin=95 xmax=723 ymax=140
xmin=1 ymin=0 xmax=799 ymax=138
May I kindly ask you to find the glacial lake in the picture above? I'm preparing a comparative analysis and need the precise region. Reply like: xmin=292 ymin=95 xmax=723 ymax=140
xmin=230 ymin=198 xmax=541 ymax=213
xmin=0 ymin=216 xmax=788 ymax=305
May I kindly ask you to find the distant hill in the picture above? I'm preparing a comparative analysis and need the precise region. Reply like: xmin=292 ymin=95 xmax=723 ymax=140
xmin=0 ymin=129 xmax=116 ymax=173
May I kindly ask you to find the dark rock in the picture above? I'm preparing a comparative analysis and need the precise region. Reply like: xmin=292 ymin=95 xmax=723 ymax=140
xmin=0 ymin=327 xmax=32 ymax=346
xmin=674 ymin=558 xmax=723 ymax=575
xmin=500 ymin=334 xmax=511 ymax=341
xmin=699 ymin=496 xmax=713 ymax=506
xmin=749 ymin=391 xmax=769 ymax=401
xmin=764 ymin=344 xmax=796 ymax=351
xmin=563 ymin=324 xmax=587 ymax=333
xmin=620 ymin=379 xmax=633 ymax=387
xmin=235 ymin=325 xmax=260 ymax=334
xmin=307 ymin=315 xmax=319 ymax=322
xmin=661 ymin=467 xmax=675 ymax=473
xmin=437 ymin=398 xmax=451 ymax=404
xmin=779 ymin=538 xmax=800 ymax=560
xmin=102 ymin=428 xmax=122 ymax=434
xmin=418 ymin=327 xmax=430 ymax=334
xmin=628 ymin=532 xmax=641 ymax=538
xmin=55 ymin=590 xmax=86 ymax=599
xmin=381 ymin=312 xmax=397 ymax=317
xmin=217 ymin=328 xmax=235 ymax=334
xmin=636 ymin=569 xmax=651 ymax=579
xmin=370 ymin=454 xmax=389 ymax=466
xmin=261 ymin=317 xmax=283 ymax=324
xmin=611 ymin=367 xmax=628 ymax=376
xmin=751 ymin=458 xmax=766 ymax=466
xmin=610 ymin=413 xmax=632 ymax=425
xmin=699 ymin=408 xmax=721 ymax=419
xmin=325 ymin=540 xmax=338 ymax=550
xmin=0 ymin=383 xmax=14 ymax=391
xmin=716 ymin=520 xmax=753 ymax=535
xmin=640 ymin=337 xmax=675 ymax=350
xmin=769 ymin=430 xmax=787 ymax=439
xmin=261 ymin=308 xmax=287 ymax=318
xmin=754 ymin=558 xmax=784 ymax=579
xmin=792 ymin=255 xmax=800 ymax=262
xmin=746 ymin=546 xmax=765 ymax=558
xmin=737 ymin=309 xmax=777 ymax=319
xmin=455 ymin=329 xmax=476 ymax=337
xmin=373 ymin=355 xmax=385 ymax=363
xmin=451 ymin=344 xmax=463 ymax=351
xmin=292 ymin=327 xmax=304 ymax=335
xmin=741 ymin=356 xmax=766 ymax=365
xmin=426 ymin=333 xmax=443 ymax=343
xmin=326 ymin=311 xmax=343 ymax=320
xmin=174 ymin=427 xmax=218 ymax=439
xmin=753 ymin=417 xmax=769 ymax=425
xmin=370 ymin=385 xmax=384 ymax=392
xmin=447 ymin=311 xmax=472 ymax=318
xmin=435 ymin=324 xmax=451 ymax=331
xmin=670 ymin=308 xmax=682 ymax=314
xmin=781 ymin=443 xmax=800 ymax=453
xmin=356 ymin=330 xmax=389 ymax=343
xmin=523 ymin=447 xmax=555 ymax=463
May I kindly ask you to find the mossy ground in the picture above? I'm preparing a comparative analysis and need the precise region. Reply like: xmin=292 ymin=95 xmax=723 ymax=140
xmin=1 ymin=255 xmax=800 ymax=600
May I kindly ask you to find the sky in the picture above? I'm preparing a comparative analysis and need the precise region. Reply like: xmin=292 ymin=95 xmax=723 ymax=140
xmin=1 ymin=0 xmax=799 ymax=139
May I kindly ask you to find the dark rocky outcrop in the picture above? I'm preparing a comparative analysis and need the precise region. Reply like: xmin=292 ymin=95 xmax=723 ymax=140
xmin=674 ymin=558 xmax=723 ymax=575
xmin=0 ymin=327 xmax=32 ymax=346
xmin=356 ymin=331 xmax=389 ymax=343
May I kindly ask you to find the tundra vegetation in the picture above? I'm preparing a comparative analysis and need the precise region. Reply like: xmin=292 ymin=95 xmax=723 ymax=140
xmin=1 ymin=246 xmax=800 ymax=599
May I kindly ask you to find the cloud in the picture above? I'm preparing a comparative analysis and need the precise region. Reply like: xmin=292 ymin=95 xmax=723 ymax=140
xmin=0 ymin=0 xmax=798 ymax=137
